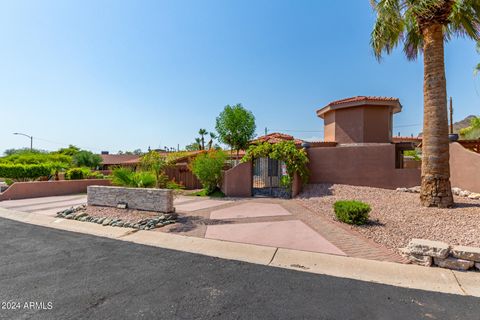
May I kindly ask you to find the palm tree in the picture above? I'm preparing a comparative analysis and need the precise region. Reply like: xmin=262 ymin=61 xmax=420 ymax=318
xmin=475 ymin=42 xmax=480 ymax=75
xmin=195 ymin=137 xmax=203 ymax=150
xmin=207 ymin=132 xmax=217 ymax=150
xmin=198 ymin=129 xmax=208 ymax=150
xmin=371 ymin=0 xmax=480 ymax=208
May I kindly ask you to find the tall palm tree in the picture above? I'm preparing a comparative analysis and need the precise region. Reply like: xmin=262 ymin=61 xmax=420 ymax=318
xmin=198 ymin=129 xmax=208 ymax=150
xmin=371 ymin=0 xmax=480 ymax=208
xmin=194 ymin=137 xmax=203 ymax=150
xmin=475 ymin=42 xmax=480 ymax=75
xmin=207 ymin=132 xmax=217 ymax=150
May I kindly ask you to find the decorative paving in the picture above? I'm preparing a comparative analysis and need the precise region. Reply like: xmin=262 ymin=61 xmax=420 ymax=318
xmin=205 ymin=220 xmax=346 ymax=255
xmin=210 ymin=203 xmax=291 ymax=220
xmin=174 ymin=199 xmax=232 ymax=212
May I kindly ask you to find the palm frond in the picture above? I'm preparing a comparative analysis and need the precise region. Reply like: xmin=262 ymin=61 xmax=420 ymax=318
xmin=370 ymin=0 xmax=405 ymax=60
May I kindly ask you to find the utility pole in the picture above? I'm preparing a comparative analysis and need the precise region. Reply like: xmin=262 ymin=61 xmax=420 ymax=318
xmin=449 ymin=97 xmax=454 ymax=134
xmin=264 ymin=127 xmax=268 ymax=136
xmin=13 ymin=132 xmax=33 ymax=151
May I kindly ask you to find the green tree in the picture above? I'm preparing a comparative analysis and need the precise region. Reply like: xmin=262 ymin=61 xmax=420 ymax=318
xmin=73 ymin=151 xmax=102 ymax=169
xmin=140 ymin=151 xmax=168 ymax=188
xmin=215 ymin=104 xmax=256 ymax=159
xmin=370 ymin=0 xmax=480 ymax=208
xmin=207 ymin=132 xmax=217 ymax=150
xmin=198 ymin=129 xmax=208 ymax=150
xmin=56 ymin=145 xmax=80 ymax=156
xmin=475 ymin=42 xmax=480 ymax=75
xmin=190 ymin=150 xmax=227 ymax=194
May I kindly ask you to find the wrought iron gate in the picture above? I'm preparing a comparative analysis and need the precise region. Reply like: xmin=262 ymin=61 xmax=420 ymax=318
xmin=252 ymin=157 xmax=291 ymax=198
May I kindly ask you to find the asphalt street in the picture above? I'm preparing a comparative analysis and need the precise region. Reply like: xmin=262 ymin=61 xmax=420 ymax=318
xmin=0 ymin=217 xmax=478 ymax=320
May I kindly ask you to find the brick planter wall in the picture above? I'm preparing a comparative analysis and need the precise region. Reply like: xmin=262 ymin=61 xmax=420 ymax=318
xmin=87 ymin=186 xmax=174 ymax=213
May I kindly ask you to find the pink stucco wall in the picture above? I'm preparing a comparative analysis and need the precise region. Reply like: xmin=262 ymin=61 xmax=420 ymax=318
xmin=0 ymin=179 xmax=111 ymax=201
xmin=221 ymin=162 xmax=252 ymax=197
xmin=307 ymin=144 xmax=420 ymax=189
xmin=450 ymin=142 xmax=480 ymax=193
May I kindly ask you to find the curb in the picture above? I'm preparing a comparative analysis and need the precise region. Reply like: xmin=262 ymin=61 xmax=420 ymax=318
xmin=1 ymin=207 xmax=479 ymax=297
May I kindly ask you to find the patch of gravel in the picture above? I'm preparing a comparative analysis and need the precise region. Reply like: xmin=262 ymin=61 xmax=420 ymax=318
xmin=297 ymin=184 xmax=480 ymax=251
xmin=85 ymin=206 xmax=160 ymax=223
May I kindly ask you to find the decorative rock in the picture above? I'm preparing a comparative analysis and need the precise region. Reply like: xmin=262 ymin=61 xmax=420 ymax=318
xmin=406 ymin=239 xmax=450 ymax=258
xmin=468 ymin=193 xmax=480 ymax=200
xmin=451 ymin=245 xmax=480 ymax=262
xmin=102 ymin=218 xmax=111 ymax=226
xmin=459 ymin=190 xmax=471 ymax=197
xmin=396 ymin=187 xmax=408 ymax=192
xmin=476 ymin=263 xmax=480 ymax=271
xmin=434 ymin=257 xmax=474 ymax=271
xmin=451 ymin=187 xmax=462 ymax=196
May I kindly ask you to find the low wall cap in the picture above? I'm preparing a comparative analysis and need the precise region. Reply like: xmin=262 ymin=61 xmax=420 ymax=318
xmin=316 ymin=96 xmax=402 ymax=119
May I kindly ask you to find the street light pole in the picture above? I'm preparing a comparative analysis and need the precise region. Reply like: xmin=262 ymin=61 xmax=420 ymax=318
xmin=13 ymin=132 xmax=33 ymax=151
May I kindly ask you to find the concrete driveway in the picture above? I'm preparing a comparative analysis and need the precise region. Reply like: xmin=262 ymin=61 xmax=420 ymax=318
xmin=0 ymin=195 xmax=88 ymax=216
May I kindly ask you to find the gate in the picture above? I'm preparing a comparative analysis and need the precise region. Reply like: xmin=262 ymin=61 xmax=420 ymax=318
xmin=252 ymin=157 xmax=291 ymax=198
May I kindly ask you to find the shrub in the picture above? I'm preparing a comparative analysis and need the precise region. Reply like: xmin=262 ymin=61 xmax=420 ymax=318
xmin=73 ymin=151 xmax=102 ymax=168
xmin=111 ymin=168 xmax=156 ymax=188
xmin=0 ymin=152 xmax=72 ymax=168
xmin=0 ymin=163 xmax=54 ymax=180
xmin=166 ymin=180 xmax=185 ymax=190
xmin=190 ymin=150 xmax=227 ymax=194
xmin=65 ymin=167 xmax=91 ymax=180
xmin=333 ymin=200 xmax=371 ymax=225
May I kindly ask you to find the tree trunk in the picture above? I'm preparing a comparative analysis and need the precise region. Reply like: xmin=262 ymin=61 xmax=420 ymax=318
xmin=420 ymin=24 xmax=453 ymax=208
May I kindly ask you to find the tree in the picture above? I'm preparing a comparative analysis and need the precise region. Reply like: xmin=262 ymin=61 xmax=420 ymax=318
xmin=475 ymin=42 xmax=480 ymax=75
xmin=56 ymin=145 xmax=80 ymax=156
xmin=190 ymin=150 xmax=227 ymax=194
xmin=215 ymin=104 xmax=256 ymax=159
xmin=140 ymin=151 xmax=168 ymax=188
xmin=371 ymin=0 xmax=480 ymax=208
xmin=73 ymin=151 xmax=102 ymax=169
xmin=198 ymin=129 xmax=208 ymax=150
xmin=185 ymin=141 xmax=201 ymax=151
xmin=207 ymin=132 xmax=217 ymax=150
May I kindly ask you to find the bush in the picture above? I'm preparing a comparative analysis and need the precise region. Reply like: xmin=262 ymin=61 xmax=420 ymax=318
xmin=0 ymin=152 xmax=72 ymax=168
xmin=190 ymin=150 xmax=227 ymax=194
xmin=65 ymin=167 xmax=91 ymax=180
xmin=73 ymin=151 xmax=102 ymax=169
xmin=111 ymin=168 xmax=156 ymax=188
xmin=333 ymin=200 xmax=371 ymax=225
xmin=0 ymin=163 xmax=54 ymax=180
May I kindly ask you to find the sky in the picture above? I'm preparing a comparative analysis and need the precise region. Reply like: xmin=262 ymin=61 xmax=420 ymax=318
xmin=0 ymin=0 xmax=479 ymax=154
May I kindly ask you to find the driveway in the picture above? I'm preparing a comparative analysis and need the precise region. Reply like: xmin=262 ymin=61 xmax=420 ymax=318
xmin=1 ymin=217 xmax=479 ymax=320
xmin=0 ymin=195 xmax=87 ymax=216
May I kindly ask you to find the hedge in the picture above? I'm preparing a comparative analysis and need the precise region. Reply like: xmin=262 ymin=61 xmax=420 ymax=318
xmin=333 ymin=200 xmax=371 ymax=225
xmin=0 ymin=163 xmax=54 ymax=180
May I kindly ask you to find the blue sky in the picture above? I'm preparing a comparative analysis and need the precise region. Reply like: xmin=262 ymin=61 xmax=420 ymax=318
xmin=0 ymin=0 xmax=478 ymax=153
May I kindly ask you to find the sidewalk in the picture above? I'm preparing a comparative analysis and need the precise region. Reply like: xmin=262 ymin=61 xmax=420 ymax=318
xmin=1 ymin=206 xmax=479 ymax=297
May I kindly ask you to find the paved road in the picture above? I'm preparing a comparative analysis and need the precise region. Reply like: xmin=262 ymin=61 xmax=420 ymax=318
xmin=0 ymin=218 xmax=478 ymax=320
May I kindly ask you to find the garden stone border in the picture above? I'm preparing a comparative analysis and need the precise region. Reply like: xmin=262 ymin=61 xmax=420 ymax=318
xmin=402 ymin=238 xmax=480 ymax=272
xmin=57 ymin=205 xmax=177 ymax=230
xmin=396 ymin=186 xmax=480 ymax=200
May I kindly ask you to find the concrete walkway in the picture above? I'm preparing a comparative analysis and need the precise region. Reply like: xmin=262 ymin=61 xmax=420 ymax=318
xmin=0 ymin=207 xmax=479 ymax=298
xmin=165 ymin=197 xmax=404 ymax=263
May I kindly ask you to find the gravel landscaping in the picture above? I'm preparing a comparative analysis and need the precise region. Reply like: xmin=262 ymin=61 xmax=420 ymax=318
xmin=297 ymin=184 xmax=480 ymax=252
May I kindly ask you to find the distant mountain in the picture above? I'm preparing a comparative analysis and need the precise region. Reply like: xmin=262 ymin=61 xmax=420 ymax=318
xmin=418 ymin=115 xmax=478 ymax=137
xmin=452 ymin=115 xmax=477 ymax=134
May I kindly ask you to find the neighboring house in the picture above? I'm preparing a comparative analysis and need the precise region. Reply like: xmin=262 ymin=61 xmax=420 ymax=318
xmin=99 ymin=154 xmax=142 ymax=170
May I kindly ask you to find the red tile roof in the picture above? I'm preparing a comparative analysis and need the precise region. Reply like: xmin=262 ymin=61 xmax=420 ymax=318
xmin=392 ymin=136 xmax=422 ymax=143
xmin=100 ymin=154 xmax=141 ymax=165
xmin=251 ymin=133 xmax=304 ymax=145
xmin=329 ymin=96 xmax=399 ymax=106
xmin=317 ymin=96 xmax=402 ymax=119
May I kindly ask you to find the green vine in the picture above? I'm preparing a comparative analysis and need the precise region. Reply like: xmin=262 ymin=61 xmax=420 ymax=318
xmin=241 ymin=141 xmax=309 ymax=185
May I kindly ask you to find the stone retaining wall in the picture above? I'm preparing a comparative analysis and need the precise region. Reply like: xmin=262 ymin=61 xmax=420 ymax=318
xmin=402 ymin=239 xmax=480 ymax=271
xmin=87 ymin=186 xmax=174 ymax=213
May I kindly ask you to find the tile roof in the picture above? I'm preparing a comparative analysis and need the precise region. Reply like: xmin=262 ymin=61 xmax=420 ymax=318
xmin=99 ymin=154 xmax=141 ymax=165
xmin=317 ymin=96 xmax=402 ymax=119
xmin=329 ymin=96 xmax=399 ymax=106
xmin=251 ymin=133 xmax=304 ymax=145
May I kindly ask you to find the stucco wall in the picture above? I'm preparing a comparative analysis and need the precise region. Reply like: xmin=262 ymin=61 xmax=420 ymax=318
xmin=324 ymin=112 xmax=336 ymax=142
xmin=363 ymin=107 xmax=392 ymax=143
xmin=334 ymin=107 xmax=364 ymax=143
xmin=221 ymin=162 xmax=252 ymax=197
xmin=450 ymin=142 xmax=480 ymax=193
xmin=307 ymin=144 xmax=420 ymax=189
xmin=88 ymin=185 xmax=174 ymax=212
xmin=0 ymin=179 xmax=111 ymax=201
